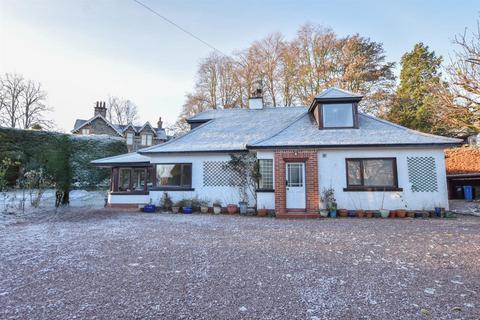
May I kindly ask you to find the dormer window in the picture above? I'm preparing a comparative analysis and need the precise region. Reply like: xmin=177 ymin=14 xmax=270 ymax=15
xmin=309 ymin=87 xmax=363 ymax=130
xmin=141 ymin=134 xmax=152 ymax=146
xmin=126 ymin=133 xmax=134 ymax=145
xmin=322 ymin=103 xmax=354 ymax=128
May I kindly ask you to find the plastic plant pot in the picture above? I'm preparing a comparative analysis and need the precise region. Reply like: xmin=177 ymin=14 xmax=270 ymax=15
xmin=143 ymin=204 xmax=156 ymax=213
xmin=329 ymin=210 xmax=337 ymax=218
xmin=379 ymin=209 xmax=389 ymax=218
xmin=183 ymin=207 xmax=193 ymax=214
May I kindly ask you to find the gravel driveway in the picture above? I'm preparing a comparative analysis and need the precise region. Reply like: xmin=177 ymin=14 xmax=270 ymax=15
xmin=1 ymin=210 xmax=479 ymax=319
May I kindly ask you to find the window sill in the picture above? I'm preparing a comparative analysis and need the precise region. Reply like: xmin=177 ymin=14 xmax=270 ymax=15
xmin=149 ymin=187 xmax=195 ymax=191
xmin=343 ymin=187 xmax=403 ymax=192
xmin=256 ymin=189 xmax=275 ymax=193
xmin=110 ymin=191 xmax=149 ymax=195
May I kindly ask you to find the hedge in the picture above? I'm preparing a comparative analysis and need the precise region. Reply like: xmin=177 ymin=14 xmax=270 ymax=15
xmin=0 ymin=127 xmax=127 ymax=193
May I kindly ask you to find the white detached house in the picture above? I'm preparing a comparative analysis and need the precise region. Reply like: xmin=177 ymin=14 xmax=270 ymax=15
xmin=92 ymin=88 xmax=462 ymax=218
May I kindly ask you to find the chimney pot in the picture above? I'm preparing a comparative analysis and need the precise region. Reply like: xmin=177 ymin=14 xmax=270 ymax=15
xmin=157 ymin=116 xmax=163 ymax=129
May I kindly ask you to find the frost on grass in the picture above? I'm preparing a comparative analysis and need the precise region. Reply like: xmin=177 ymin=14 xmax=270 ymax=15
xmin=0 ymin=212 xmax=479 ymax=319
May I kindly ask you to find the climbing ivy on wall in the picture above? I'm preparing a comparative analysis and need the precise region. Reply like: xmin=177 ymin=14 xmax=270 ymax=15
xmin=0 ymin=127 xmax=127 ymax=197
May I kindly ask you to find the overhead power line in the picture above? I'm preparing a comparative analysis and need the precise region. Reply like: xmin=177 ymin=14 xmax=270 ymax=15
xmin=132 ymin=0 xmax=228 ymax=56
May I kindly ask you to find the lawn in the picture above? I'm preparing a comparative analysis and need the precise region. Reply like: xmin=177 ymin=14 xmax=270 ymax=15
xmin=1 ymin=210 xmax=479 ymax=319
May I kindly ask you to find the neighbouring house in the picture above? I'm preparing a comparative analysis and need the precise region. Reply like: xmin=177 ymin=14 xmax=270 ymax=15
xmin=92 ymin=87 xmax=462 ymax=217
xmin=445 ymin=147 xmax=480 ymax=200
xmin=72 ymin=101 xmax=167 ymax=152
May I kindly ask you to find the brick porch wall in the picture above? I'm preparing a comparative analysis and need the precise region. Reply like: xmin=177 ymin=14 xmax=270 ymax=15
xmin=274 ymin=150 xmax=319 ymax=216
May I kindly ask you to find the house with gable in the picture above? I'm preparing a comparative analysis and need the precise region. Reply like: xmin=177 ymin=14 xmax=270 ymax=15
xmin=92 ymin=88 xmax=462 ymax=217
xmin=72 ymin=101 xmax=167 ymax=152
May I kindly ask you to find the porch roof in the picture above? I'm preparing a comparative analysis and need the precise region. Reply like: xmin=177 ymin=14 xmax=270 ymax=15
xmin=91 ymin=152 xmax=151 ymax=167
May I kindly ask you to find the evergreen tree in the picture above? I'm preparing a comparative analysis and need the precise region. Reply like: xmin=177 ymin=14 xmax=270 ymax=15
xmin=388 ymin=43 xmax=442 ymax=132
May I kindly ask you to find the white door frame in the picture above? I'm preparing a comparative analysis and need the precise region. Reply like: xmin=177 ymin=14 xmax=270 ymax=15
xmin=286 ymin=162 xmax=306 ymax=210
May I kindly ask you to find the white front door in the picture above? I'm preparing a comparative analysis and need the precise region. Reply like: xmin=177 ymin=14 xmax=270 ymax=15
xmin=286 ymin=162 xmax=306 ymax=210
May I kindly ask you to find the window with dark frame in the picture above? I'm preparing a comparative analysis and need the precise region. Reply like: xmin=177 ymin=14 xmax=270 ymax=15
xmin=322 ymin=103 xmax=354 ymax=128
xmin=115 ymin=167 xmax=150 ymax=193
xmin=258 ymin=159 xmax=273 ymax=190
xmin=156 ymin=163 xmax=192 ymax=188
xmin=345 ymin=158 xmax=399 ymax=191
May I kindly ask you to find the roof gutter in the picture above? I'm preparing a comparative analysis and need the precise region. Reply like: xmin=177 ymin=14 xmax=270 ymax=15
xmin=247 ymin=142 xmax=462 ymax=150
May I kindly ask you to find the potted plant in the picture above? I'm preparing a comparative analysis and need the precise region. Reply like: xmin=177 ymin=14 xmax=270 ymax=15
xmin=172 ymin=200 xmax=181 ymax=214
xmin=143 ymin=198 xmax=156 ymax=213
xmin=213 ymin=200 xmax=222 ymax=215
xmin=182 ymin=199 xmax=193 ymax=214
xmin=238 ymin=201 xmax=248 ymax=215
xmin=407 ymin=211 xmax=415 ymax=218
xmin=356 ymin=209 xmax=365 ymax=218
xmin=365 ymin=210 xmax=374 ymax=218
xmin=338 ymin=208 xmax=348 ymax=217
xmin=328 ymin=201 xmax=337 ymax=218
xmin=396 ymin=192 xmax=407 ymax=218
xmin=321 ymin=187 xmax=336 ymax=218
xmin=257 ymin=206 xmax=268 ymax=217
xmin=199 ymin=199 xmax=209 ymax=213
xmin=379 ymin=188 xmax=389 ymax=218
xmin=160 ymin=192 xmax=173 ymax=212
xmin=227 ymin=204 xmax=238 ymax=214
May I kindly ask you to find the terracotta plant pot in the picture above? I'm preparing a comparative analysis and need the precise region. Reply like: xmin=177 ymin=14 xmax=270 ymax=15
xmin=396 ymin=209 xmax=407 ymax=218
xmin=227 ymin=204 xmax=238 ymax=214
xmin=338 ymin=209 xmax=348 ymax=218
xmin=365 ymin=210 xmax=374 ymax=218
xmin=356 ymin=209 xmax=365 ymax=218
xmin=213 ymin=206 xmax=221 ymax=215
xmin=257 ymin=209 xmax=268 ymax=217
xmin=389 ymin=210 xmax=397 ymax=218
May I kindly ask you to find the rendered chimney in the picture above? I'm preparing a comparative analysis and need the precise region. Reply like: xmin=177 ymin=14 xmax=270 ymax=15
xmin=157 ymin=116 xmax=163 ymax=129
xmin=94 ymin=101 xmax=107 ymax=118
xmin=248 ymin=80 xmax=264 ymax=110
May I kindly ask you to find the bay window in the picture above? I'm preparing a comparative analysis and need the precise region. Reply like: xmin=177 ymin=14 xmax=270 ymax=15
xmin=345 ymin=158 xmax=401 ymax=191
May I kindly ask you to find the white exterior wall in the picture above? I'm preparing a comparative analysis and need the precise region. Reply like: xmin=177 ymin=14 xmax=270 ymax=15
xmin=256 ymin=151 xmax=275 ymax=209
xmin=108 ymin=194 xmax=150 ymax=205
xmin=318 ymin=148 xmax=449 ymax=210
xmin=147 ymin=153 xmax=251 ymax=207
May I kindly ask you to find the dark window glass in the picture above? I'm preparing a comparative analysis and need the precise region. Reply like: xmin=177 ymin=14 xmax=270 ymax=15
xmin=132 ymin=169 xmax=146 ymax=191
xmin=258 ymin=159 xmax=273 ymax=189
xmin=346 ymin=158 xmax=396 ymax=188
xmin=156 ymin=164 xmax=192 ymax=188
xmin=119 ymin=169 xmax=131 ymax=191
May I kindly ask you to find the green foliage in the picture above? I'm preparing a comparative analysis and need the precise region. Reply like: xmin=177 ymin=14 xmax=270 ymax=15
xmin=0 ymin=127 xmax=127 ymax=194
xmin=387 ymin=43 xmax=443 ymax=132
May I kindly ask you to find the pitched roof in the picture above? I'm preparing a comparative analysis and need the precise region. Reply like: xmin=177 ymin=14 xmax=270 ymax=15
xmin=250 ymin=112 xmax=462 ymax=148
xmin=72 ymin=117 xmax=167 ymax=140
xmin=139 ymin=107 xmax=461 ymax=154
xmin=315 ymin=87 xmax=363 ymax=100
xmin=91 ymin=152 xmax=151 ymax=167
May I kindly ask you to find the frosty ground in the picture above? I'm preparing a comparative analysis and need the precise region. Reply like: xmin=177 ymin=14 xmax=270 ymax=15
xmin=0 ymin=210 xmax=479 ymax=319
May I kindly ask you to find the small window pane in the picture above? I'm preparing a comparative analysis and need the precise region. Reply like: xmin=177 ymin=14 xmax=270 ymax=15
xmin=126 ymin=133 xmax=133 ymax=145
xmin=287 ymin=163 xmax=303 ymax=187
xmin=119 ymin=169 xmax=131 ymax=191
xmin=323 ymin=104 xmax=354 ymax=128
xmin=363 ymin=159 xmax=394 ymax=187
xmin=259 ymin=159 xmax=273 ymax=189
xmin=182 ymin=164 xmax=192 ymax=187
xmin=132 ymin=169 xmax=146 ymax=191
xmin=347 ymin=160 xmax=362 ymax=186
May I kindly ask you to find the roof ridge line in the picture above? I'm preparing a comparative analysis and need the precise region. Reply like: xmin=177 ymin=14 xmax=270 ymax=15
xmin=138 ymin=118 xmax=214 ymax=153
xmin=248 ymin=111 xmax=310 ymax=147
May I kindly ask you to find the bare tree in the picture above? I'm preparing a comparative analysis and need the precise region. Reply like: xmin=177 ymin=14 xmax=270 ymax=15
xmin=0 ymin=73 xmax=24 ymax=128
xmin=449 ymin=18 xmax=480 ymax=115
xmin=20 ymin=79 xmax=50 ymax=129
xmin=0 ymin=73 xmax=50 ymax=129
xmin=107 ymin=96 xmax=139 ymax=125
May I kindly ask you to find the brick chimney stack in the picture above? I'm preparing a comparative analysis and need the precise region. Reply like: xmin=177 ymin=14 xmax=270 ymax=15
xmin=157 ymin=116 xmax=163 ymax=129
xmin=94 ymin=101 xmax=107 ymax=118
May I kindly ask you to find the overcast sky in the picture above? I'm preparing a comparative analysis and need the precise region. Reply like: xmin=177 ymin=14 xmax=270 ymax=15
xmin=0 ymin=0 xmax=478 ymax=132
